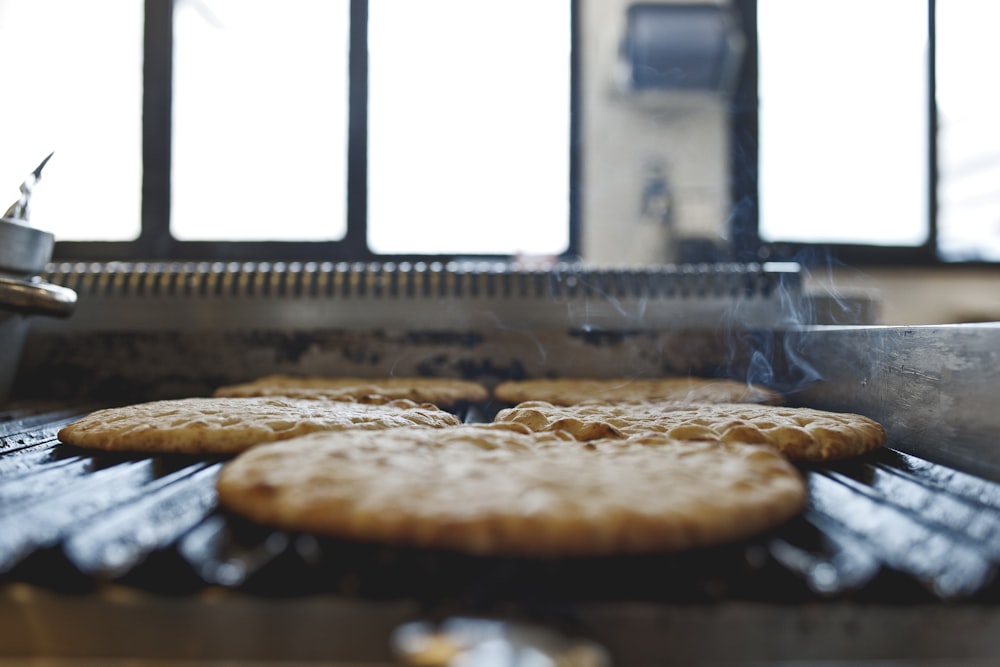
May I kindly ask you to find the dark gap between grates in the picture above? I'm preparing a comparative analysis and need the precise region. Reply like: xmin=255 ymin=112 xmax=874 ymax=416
xmin=764 ymin=513 xmax=883 ymax=597
xmin=176 ymin=513 xmax=292 ymax=588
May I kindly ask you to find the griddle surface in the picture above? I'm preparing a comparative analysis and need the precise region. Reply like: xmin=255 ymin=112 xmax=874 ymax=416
xmin=1 ymin=401 xmax=998 ymax=606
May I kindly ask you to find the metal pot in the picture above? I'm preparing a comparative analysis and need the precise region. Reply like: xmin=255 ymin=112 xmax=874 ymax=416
xmin=0 ymin=217 xmax=76 ymax=401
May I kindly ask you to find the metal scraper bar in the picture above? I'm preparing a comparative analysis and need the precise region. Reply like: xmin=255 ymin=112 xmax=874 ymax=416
xmin=36 ymin=261 xmax=804 ymax=332
xmin=768 ymin=323 xmax=1000 ymax=482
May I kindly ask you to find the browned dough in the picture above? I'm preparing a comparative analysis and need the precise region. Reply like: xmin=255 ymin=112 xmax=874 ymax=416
xmin=494 ymin=401 xmax=886 ymax=461
xmin=216 ymin=424 xmax=806 ymax=557
xmin=58 ymin=396 xmax=461 ymax=455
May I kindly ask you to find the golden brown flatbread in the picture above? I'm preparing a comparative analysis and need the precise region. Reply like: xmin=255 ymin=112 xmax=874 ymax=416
xmin=215 ymin=424 xmax=806 ymax=557
xmin=213 ymin=374 xmax=489 ymax=408
xmin=492 ymin=377 xmax=782 ymax=406
xmin=57 ymin=397 xmax=461 ymax=455
xmin=494 ymin=401 xmax=886 ymax=461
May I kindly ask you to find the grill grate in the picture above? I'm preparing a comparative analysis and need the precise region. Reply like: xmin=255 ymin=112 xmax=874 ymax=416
xmin=1 ymin=401 xmax=998 ymax=606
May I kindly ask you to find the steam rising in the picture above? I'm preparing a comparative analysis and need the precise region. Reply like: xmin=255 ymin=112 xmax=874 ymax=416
xmin=720 ymin=250 xmax=868 ymax=399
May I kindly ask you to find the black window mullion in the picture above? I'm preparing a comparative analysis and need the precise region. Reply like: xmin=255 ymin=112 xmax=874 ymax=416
xmin=927 ymin=0 xmax=939 ymax=260
xmin=345 ymin=0 xmax=371 ymax=258
xmin=567 ymin=0 xmax=582 ymax=260
xmin=140 ymin=0 xmax=174 ymax=258
xmin=729 ymin=0 xmax=758 ymax=262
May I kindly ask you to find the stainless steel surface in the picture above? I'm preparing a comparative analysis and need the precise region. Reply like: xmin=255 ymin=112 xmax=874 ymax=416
xmin=0 ymin=219 xmax=54 ymax=277
xmin=777 ymin=323 xmax=1000 ymax=482
xmin=0 ymin=175 xmax=72 ymax=403
xmin=1 ymin=584 xmax=998 ymax=665
xmin=393 ymin=618 xmax=610 ymax=667
xmin=16 ymin=261 xmax=802 ymax=401
xmin=33 ymin=261 xmax=805 ymax=333
xmin=0 ymin=278 xmax=74 ymax=402
xmin=0 ymin=583 xmax=417 ymax=664
xmin=0 ymin=313 xmax=28 ymax=401
xmin=0 ymin=277 xmax=76 ymax=318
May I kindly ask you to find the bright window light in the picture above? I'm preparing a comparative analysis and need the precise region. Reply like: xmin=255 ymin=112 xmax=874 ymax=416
xmin=3 ymin=1 xmax=572 ymax=255
xmin=367 ymin=0 xmax=572 ymax=256
xmin=757 ymin=0 xmax=929 ymax=247
xmin=171 ymin=0 xmax=349 ymax=241
xmin=0 ymin=0 xmax=142 ymax=241
xmin=936 ymin=1 xmax=1000 ymax=261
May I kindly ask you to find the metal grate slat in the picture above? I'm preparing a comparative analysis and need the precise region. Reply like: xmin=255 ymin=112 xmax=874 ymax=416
xmin=0 ymin=407 xmax=93 ymax=454
xmin=0 ymin=456 xmax=95 ymax=510
xmin=874 ymin=449 xmax=1000 ymax=513
xmin=0 ymin=442 xmax=73 ymax=478
xmin=62 ymin=462 xmax=222 ymax=576
xmin=825 ymin=463 xmax=1000 ymax=558
xmin=0 ymin=458 xmax=158 ymax=572
xmin=806 ymin=471 xmax=995 ymax=599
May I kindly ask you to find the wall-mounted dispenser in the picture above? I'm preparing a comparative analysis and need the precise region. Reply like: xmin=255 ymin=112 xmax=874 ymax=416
xmin=616 ymin=2 xmax=745 ymax=104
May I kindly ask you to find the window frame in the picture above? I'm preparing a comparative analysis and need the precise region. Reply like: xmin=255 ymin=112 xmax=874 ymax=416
xmin=730 ymin=0 xmax=956 ymax=268
xmin=52 ymin=0 xmax=582 ymax=263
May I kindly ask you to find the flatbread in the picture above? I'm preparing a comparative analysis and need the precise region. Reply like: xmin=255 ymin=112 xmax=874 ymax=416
xmin=215 ymin=424 xmax=806 ymax=557
xmin=57 ymin=397 xmax=461 ymax=455
xmin=213 ymin=374 xmax=489 ymax=408
xmin=494 ymin=401 xmax=886 ymax=462
xmin=493 ymin=378 xmax=782 ymax=406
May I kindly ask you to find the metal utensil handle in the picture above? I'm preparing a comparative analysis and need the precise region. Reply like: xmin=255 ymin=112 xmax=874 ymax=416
xmin=0 ymin=278 xmax=76 ymax=317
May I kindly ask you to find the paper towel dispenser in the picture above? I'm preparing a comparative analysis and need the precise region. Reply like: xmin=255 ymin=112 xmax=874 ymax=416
xmin=619 ymin=2 xmax=745 ymax=94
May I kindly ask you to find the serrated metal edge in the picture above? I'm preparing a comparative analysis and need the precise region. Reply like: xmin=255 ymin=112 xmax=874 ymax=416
xmin=43 ymin=261 xmax=801 ymax=301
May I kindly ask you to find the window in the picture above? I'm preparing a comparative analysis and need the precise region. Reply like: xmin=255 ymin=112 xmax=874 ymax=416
xmin=751 ymin=0 xmax=931 ymax=263
xmin=171 ymin=0 xmax=350 ymax=242
xmin=0 ymin=0 xmax=143 ymax=241
xmin=1 ymin=0 xmax=576 ymax=261
xmin=757 ymin=0 xmax=928 ymax=249
xmin=367 ymin=0 xmax=571 ymax=256
xmin=935 ymin=0 xmax=1000 ymax=262
xmin=745 ymin=0 xmax=1000 ymax=265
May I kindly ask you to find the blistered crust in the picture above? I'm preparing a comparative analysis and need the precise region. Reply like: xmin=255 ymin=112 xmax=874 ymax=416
xmin=57 ymin=397 xmax=460 ymax=455
xmin=494 ymin=401 xmax=886 ymax=461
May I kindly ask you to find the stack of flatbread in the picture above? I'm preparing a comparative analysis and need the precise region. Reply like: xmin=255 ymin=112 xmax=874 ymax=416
xmin=57 ymin=374 xmax=886 ymax=558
